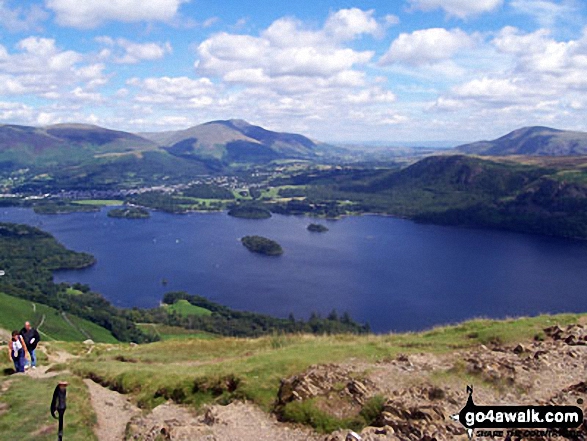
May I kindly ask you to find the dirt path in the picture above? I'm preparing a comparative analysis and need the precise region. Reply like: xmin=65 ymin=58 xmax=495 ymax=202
xmin=126 ymin=401 xmax=322 ymax=441
xmin=84 ymin=379 xmax=140 ymax=441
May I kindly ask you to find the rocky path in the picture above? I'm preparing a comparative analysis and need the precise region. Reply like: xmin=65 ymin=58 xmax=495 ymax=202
xmin=84 ymin=379 xmax=140 ymax=441
xmin=126 ymin=401 xmax=322 ymax=441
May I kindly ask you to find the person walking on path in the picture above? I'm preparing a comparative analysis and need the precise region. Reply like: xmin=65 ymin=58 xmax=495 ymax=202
xmin=20 ymin=321 xmax=40 ymax=369
xmin=8 ymin=330 xmax=28 ymax=373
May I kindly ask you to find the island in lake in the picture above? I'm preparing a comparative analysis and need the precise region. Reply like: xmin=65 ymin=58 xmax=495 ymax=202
xmin=108 ymin=207 xmax=151 ymax=219
xmin=241 ymin=235 xmax=283 ymax=256
xmin=228 ymin=206 xmax=272 ymax=219
xmin=307 ymin=223 xmax=329 ymax=233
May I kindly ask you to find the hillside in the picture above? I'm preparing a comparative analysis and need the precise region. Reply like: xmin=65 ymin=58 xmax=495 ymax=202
xmin=0 ymin=123 xmax=158 ymax=169
xmin=0 ymin=120 xmax=324 ymax=191
xmin=456 ymin=126 xmax=587 ymax=156
xmin=0 ymin=291 xmax=117 ymax=343
xmin=2 ymin=313 xmax=586 ymax=440
xmin=269 ymin=155 xmax=587 ymax=238
xmin=142 ymin=119 xmax=319 ymax=165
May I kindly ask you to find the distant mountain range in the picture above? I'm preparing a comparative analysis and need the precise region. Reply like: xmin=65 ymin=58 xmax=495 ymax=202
xmin=0 ymin=119 xmax=319 ymax=171
xmin=456 ymin=126 xmax=587 ymax=156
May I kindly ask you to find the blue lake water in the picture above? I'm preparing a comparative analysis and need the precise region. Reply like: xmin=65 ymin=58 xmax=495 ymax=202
xmin=2 ymin=207 xmax=587 ymax=333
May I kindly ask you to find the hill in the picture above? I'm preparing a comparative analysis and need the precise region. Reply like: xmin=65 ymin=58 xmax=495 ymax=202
xmin=0 ymin=120 xmax=325 ymax=191
xmin=270 ymin=155 xmax=587 ymax=238
xmin=0 ymin=123 xmax=158 ymax=169
xmin=2 ymin=313 xmax=582 ymax=440
xmin=0 ymin=291 xmax=117 ymax=343
xmin=456 ymin=126 xmax=587 ymax=156
xmin=141 ymin=119 xmax=319 ymax=165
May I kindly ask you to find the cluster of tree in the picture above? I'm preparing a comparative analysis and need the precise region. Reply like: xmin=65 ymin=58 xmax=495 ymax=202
xmin=227 ymin=204 xmax=272 ymax=219
xmin=241 ymin=235 xmax=283 ymax=256
xmin=32 ymin=201 xmax=100 ymax=215
xmin=107 ymin=207 xmax=150 ymax=219
xmin=128 ymin=292 xmax=371 ymax=338
xmin=307 ymin=223 xmax=329 ymax=233
xmin=127 ymin=192 xmax=193 ymax=214
xmin=182 ymin=184 xmax=235 ymax=200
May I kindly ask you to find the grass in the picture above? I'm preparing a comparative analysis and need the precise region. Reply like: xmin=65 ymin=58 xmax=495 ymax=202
xmin=0 ymin=292 xmax=117 ymax=343
xmin=73 ymin=200 xmax=123 ymax=206
xmin=281 ymin=394 xmax=385 ymax=433
xmin=165 ymin=299 xmax=212 ymax=317
xmin=70 ymin=313 xmax=585 ymax=411
xmin=136 ymin=323 xmax=217 ymax=341
xmin=0 ymin=374 xmax=97 ymax=441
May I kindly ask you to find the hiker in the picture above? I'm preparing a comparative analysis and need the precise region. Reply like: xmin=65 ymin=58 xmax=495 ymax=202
xmin=8 ymin=330 xmax=28 ymax=373
xmin=20 ymin=321 xmax=41 ymax=369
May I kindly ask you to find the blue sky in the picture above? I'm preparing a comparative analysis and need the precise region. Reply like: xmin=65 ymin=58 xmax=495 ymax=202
xmin=0 ymin=0 xmax=586 ymax=143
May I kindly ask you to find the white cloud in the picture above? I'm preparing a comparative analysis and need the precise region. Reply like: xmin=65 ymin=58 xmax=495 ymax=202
xmin=427 ymin=25 xmax=587 ymax=140
xmin=45 ymin=0 xmax=188 ymax=28
xmin=380 ymin=28 xmax=474 ymax=66
xmin=323 ymin=8 xmax=382 ymax=40
xmin=0 ymin=1 xmax=48 ymax=32
xmin=96 ymin=37 xmax=172 ymax=64
xmin=127 ymin=76 xmax=216 ymax=107
xmin=121 ymin=10 xmax=403 ymax=137
xmin=408 ymin=0 xmax=503 ymax=18
xmin=0 ymin=36 xmax=107 ymax=102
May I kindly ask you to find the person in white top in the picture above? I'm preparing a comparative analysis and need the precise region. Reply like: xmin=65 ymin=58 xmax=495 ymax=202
xmin=8 ymin=330 xmax=28 ymax=373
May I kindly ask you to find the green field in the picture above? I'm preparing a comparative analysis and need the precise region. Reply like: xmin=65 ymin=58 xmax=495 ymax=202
xmin=0 ymin=374 xmax=97 ymax=441
xmin=137 ymin=323 xmax=218 ymax=340
xmin=0 ymin=292 xmax=117 ymax=343
xmin=165 ymin=299 xmax=212 ymax=317
xmin=73 ymin=200 xmax=123 ymax=206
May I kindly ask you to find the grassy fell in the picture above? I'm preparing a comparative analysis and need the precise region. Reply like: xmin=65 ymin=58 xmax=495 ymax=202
xmin=0 ymin=374 xmax=97 ymax=441
xmin=69 ymin=313 xmax=585 ymax=411
xmin=0 ymin=292 xmax=117 ymax=343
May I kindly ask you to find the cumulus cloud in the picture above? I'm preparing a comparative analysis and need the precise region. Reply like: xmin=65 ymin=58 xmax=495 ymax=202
xmin=45 ymin=0 xmax=188 ymax=28
xmin=127 ymin=76 xmax=216 ymax=106
xmin=430 ymin=25 xmax=587 ymax=137
xmin=380 ymin=28 xmax=474 ymax=66
xmin=408 ymin=0 xmax=503 ymax=18
xmin=323 ymin=8 xmax=383 ymax=40
xmin=196 ymin=12 xmax=377 ymax=82
xmin=0 ymin=36 xmax=107 ymax=104
xmin=122 ymin=9 xmax=404 ymax=136
xmin=96 ymin=37 xmax=172 ymax=64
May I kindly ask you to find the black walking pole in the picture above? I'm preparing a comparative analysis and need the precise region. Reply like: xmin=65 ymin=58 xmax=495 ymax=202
xmin=51 ymin=381 xmax=68 ymax=441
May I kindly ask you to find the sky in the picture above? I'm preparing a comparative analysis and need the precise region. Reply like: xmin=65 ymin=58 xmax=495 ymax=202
xmin=0 ymin=0 xmax=586 ymax=143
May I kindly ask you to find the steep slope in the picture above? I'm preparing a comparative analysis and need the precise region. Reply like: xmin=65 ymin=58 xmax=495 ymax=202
xmin=142 ymin=119 xmax=319 ymax=164
xmin=456 ymin=126 xmax=587 ymax=156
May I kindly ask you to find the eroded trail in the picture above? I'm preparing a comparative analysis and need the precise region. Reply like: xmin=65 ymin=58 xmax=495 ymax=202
xmin=84 ymin=379 xmax=140 ymax=441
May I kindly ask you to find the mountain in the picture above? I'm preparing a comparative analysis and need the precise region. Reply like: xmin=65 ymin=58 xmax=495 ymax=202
xmin=0 ymin=123 xmax=159 ymax=169
xmin=141 ymin=119 xmax=319 ymax=164
xmin=0 ymin=120 xmax=324 ymax=191
xmin=455 ymin=126 xmax=587 ymax=156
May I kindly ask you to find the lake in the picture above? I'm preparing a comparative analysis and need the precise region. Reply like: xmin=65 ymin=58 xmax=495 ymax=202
xmin=2 ymin=207 xmax=587 ymax=333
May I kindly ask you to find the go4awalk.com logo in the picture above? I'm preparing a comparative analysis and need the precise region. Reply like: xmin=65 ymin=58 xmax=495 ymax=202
xmin=451 ymin=386 xmax=584 ymax=439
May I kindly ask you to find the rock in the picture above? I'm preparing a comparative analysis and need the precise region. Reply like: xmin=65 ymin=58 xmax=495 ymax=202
xmin=278 ymin=365 xmax=374 ymax=406
xmin=203 ymin=408 xmax=217 ymax=426
xmin=83 ymin=339 xmax=95 ymax=345
xmin=513 ymin=344 xmax=527 ymax=354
